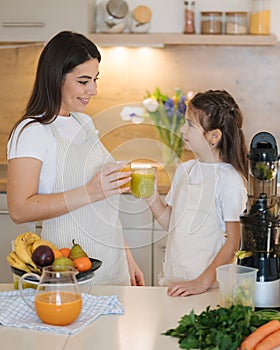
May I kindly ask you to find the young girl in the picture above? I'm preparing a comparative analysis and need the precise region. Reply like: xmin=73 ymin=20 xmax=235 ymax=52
xmin=148 ymin=90 xmax=248 ymax=296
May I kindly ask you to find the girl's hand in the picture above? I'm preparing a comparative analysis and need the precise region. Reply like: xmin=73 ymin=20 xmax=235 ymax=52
xmin=86 ymin=162 xmax=131 ymax=202
xmin=167 ymin=279 xmax=209 ymax=297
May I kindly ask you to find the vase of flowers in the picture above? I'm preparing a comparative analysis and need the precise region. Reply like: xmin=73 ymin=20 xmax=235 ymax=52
xmin=143 ymin=87 xmax=191 ymax=166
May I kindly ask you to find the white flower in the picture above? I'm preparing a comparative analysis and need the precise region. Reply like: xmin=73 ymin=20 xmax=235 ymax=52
xmin=120 ymin=106 xmax=145 ymax=124
xmin=143 ymin=98 xmax=159 ymax=113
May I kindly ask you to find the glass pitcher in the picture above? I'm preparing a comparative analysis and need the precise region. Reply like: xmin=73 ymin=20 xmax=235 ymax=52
xmin=19 ymin=266 xmax=82 ymax=326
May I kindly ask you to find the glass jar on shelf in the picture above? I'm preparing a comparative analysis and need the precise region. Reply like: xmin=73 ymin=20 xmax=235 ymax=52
xmin=96 ymin=0 xmax=129 ymax=33
xmin=249 ymin=0 xmax=270 ymax=35
xmin=184 ymin=1 xmax=196 ymax=34
xmin=225 ymin=12 xmax=248 ymax=35
xmin=130 ymin=5 xmax=152 ymax=33
xmin=200 ymin=12 xmax=223 ymax=34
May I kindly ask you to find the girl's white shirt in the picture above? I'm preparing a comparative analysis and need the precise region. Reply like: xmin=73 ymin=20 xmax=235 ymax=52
xmin=165 ymin=159 xmax=247 ymax=232
xmin=7 ymin=113 xmax=97 ymax=194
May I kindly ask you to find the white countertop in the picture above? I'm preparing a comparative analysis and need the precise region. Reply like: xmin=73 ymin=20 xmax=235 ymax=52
xmin=0 ymin=284 xmax=220 ymax=350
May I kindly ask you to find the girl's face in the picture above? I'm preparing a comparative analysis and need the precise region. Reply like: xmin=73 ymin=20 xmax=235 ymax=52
xmin=59 ymin=58 xmax=99 ymax=116
xmin=180 ymin=110 xmax=213 ymax=162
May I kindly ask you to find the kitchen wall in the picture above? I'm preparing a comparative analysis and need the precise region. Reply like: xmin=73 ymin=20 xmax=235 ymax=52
xmin=0 ymin=0 xmax=279 ymax=165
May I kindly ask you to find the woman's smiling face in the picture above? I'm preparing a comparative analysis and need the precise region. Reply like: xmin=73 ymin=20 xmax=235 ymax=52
xmin=59 ymin=58 xmax=99 ymax=116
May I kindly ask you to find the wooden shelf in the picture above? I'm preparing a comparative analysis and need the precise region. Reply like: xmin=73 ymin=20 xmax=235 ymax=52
xmin=88 ymin=33 xmax=278 ymax=47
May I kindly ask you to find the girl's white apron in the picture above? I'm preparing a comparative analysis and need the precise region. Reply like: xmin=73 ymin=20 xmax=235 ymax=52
xmin=41 ymin=114 xmax=130 ymax=285
xmin=161 ymin=164 xmax=226 ymax=286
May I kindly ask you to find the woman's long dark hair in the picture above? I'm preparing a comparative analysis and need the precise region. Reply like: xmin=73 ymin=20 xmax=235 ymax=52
xmin=188 ymin=89 xmax=248 ymax=180
xmin=9 ymin=31 xmax=101 ymax=139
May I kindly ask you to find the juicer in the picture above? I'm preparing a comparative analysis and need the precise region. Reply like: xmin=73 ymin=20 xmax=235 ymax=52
xmin=239 ymin=131 xmax=280 ymax=308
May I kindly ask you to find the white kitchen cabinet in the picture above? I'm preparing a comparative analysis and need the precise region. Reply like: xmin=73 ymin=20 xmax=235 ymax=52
xmin=152 ymin=221 xmax=168 ymax=286
xmin=119 ymin=194 xmax=153 ymax=286
xmin=0 ymin=0 xmax=88 ymax=42
xmin=0 ymin=193 xmax=28 ymax=283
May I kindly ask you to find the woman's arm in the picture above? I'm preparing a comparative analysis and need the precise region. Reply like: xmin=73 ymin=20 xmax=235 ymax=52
xmin=7 ymin=158 xmax=131 ymax=224
xmin=167 ymin=221 xmax=240 ymax=296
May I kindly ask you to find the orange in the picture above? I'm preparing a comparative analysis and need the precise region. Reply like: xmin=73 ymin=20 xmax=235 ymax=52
xmin=52 ymin=248 xmax=63 ymax=260
xmin=59 ymin=248 xmax=71 ymax=258
xmin=73 ymin=257 xmax=92 ymax=272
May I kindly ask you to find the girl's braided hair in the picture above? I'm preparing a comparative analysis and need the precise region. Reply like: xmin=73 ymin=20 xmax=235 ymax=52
xmin=188 ymin=89 xmax=248 ymax=180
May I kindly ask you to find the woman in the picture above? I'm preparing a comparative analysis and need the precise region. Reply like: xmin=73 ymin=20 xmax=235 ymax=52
xmin=7 ymin=31 xmax=144 ymax=286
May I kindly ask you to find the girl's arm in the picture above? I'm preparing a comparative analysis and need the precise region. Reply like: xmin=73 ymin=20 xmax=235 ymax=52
xmin=167 ymin=221 xmax=240 ymax=297
xmin=7 ymin=157 xmax=131 ymax=224
xmin=145 ymin=190 xmax=172 ymax=232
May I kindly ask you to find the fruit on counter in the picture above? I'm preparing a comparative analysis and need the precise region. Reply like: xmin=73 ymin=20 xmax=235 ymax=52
xmin=13 ymin=232 xmax=41 ymax=271
xmin=32 ymin=245 xmax=55 ymax=267
xmin=69 ymin=239 xmax=88 ymax=260
xmin=31 ymin=238 xmax=62 ymax=259
xmin=6 ymin=251 xmax=32 ymax=273
xmin=59 ymin=247 xmax=71 ymax=258
xmin=52 ymin=257 xmax=74 ymax=271
xmin=73 ymin=257 xmax=92 ymax=272
xmin=7 ymin=232 xmax=92 ymax=274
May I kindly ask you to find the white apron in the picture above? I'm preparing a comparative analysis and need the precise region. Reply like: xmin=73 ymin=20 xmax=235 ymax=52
xmin=41 ymin=114 xmax=130 ymax=285
xmin=161 ymin=164 xmax=225 ymax=286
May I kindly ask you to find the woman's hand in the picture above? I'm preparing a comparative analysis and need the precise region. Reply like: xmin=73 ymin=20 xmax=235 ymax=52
xmin=124 ymin=242 xmax=145 ymax=286
xmin=85 ymin=162 xmax=131 ymax=202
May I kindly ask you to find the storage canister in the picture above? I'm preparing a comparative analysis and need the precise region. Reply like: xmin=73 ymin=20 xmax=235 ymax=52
xmin=96 ymin=0 xmax=129 ymax=33
xmin=200 ymin=12 xmax=223 ymax=34
xmin=225 ymin=12 xmax=248 ymax=34
xmin=130 ymin=5 xmax=152 ymax=33
xmin=249 ymin=0 xmax=270 ymax=35
xmin=184 ymin=1 xmax=195 ymax=34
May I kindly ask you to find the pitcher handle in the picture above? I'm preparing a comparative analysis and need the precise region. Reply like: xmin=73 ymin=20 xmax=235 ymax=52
xmin=19 ymin=272 xmax=40 ymax=310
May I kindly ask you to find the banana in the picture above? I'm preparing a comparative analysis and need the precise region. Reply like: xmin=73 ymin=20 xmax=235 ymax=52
xmin=14 ymin=232 xmax=41 ymax=269
xmin=6 ymin=251 xmax=31 ymax=273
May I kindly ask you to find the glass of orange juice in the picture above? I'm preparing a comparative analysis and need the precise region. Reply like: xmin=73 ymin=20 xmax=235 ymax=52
xmin=19 ymin=266 xmax=82 ymax=326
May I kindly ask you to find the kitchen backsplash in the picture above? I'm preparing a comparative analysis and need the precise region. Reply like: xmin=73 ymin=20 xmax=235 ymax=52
xmin=0 ymin=43 xmax=279 ymax=164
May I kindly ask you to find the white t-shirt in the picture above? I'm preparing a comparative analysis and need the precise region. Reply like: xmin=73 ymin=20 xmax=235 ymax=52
xmin=165 ymin=159 xmax=247 ymax=232
xmin=7 ymin=113 xmax=99 ymax=194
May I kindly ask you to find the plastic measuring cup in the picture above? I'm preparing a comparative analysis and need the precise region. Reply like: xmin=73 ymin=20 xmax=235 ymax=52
xmin=216 ymin=264 xmax=258 ymax=309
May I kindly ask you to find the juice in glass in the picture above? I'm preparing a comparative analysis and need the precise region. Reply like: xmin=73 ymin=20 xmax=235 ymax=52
xmin=131 ymin=167 xmax=155 ymax=198
xmin=35 ymin=291 xmax=82 ymax=326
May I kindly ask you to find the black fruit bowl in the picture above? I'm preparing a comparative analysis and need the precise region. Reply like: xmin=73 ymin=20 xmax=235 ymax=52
xmin=10 ymin=258 xmax=102 ymax=284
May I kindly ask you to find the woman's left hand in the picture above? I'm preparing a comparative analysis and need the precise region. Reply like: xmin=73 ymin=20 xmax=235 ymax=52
xmin=129 ymin=261 xmax=145 ymax=286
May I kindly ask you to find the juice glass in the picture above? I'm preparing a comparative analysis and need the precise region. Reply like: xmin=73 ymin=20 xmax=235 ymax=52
xmin=131 ymin=166 xmax=156 ymax=198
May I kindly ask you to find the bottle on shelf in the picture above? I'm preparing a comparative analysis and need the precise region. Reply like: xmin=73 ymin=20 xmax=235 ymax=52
xmin=184 ymin=1 xmax=195 ymax=34
xmin=249 ymin=0 xmax=270 ymax=35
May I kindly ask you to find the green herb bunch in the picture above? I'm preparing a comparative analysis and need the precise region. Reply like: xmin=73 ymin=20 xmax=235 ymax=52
xmin=164 ymin=304 xmax=280 ymax=350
